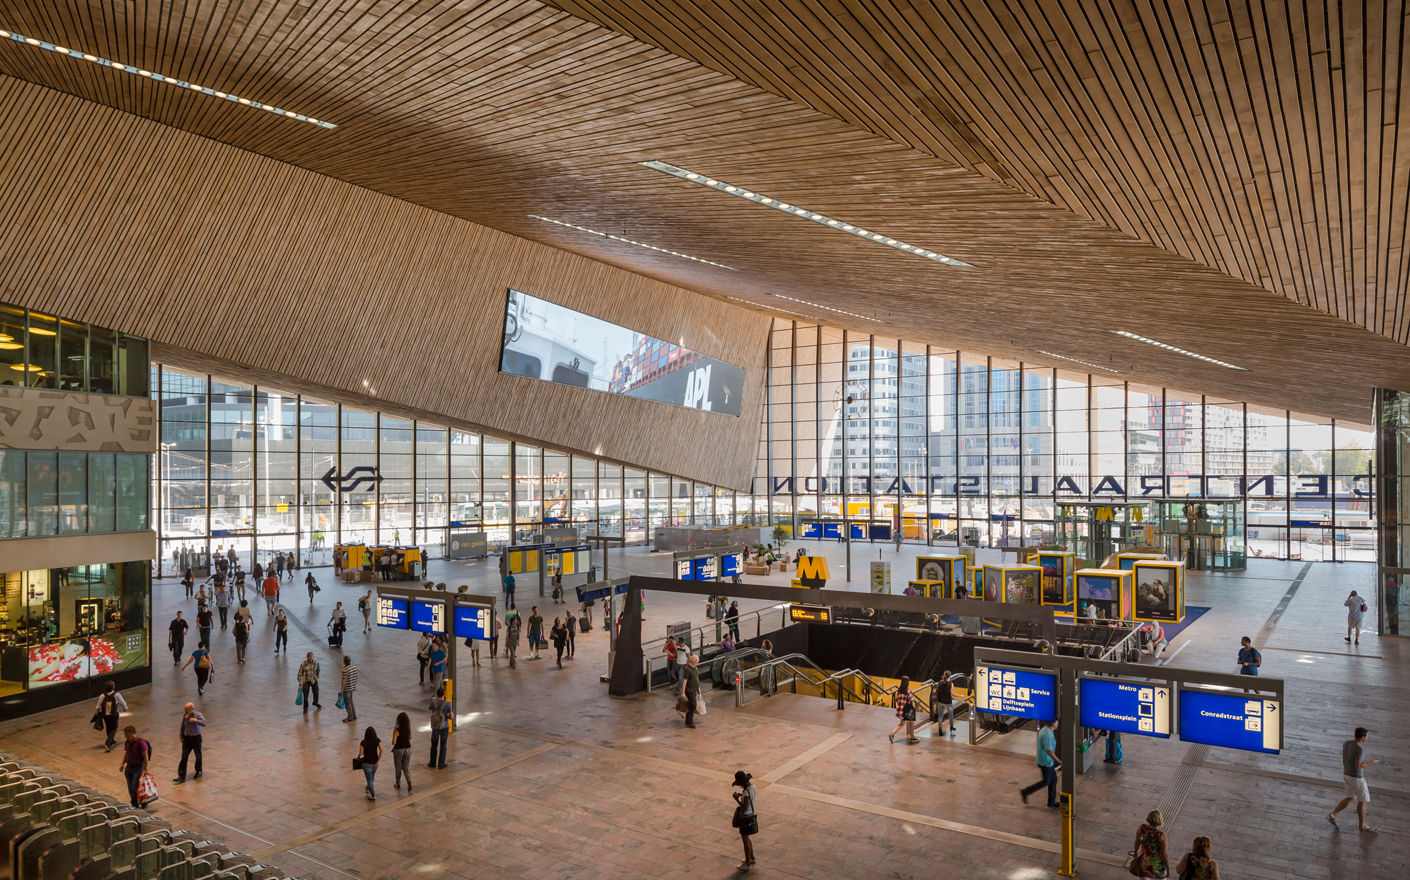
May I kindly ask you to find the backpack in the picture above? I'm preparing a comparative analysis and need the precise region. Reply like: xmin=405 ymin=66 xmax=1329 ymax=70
xmin=102 ymin=693 xmax=118 ymax=716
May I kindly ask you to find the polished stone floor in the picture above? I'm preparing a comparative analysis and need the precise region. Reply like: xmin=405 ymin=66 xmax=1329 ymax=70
xmin=2 ymin=542 xmax=1405 ymax=879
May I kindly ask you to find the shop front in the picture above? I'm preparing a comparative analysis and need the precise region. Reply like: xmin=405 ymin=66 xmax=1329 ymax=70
xmin=0 ymin=561 xmax=151 ymax=716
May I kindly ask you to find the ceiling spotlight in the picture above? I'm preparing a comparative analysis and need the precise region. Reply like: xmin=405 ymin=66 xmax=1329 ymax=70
xmin=640 ymin=160 xmax=973 ymax=268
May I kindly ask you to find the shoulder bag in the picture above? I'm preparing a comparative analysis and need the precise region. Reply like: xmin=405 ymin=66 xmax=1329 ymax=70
xmin=352 ymin=756 xmax=363 ymax=771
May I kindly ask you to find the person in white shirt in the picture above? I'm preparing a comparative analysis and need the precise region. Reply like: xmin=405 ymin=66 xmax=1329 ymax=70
xmin=1345 ymin=590 xmax=1367 ymax=644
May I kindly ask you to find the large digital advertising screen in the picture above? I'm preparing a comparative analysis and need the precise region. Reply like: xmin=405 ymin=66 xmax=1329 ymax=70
xmin=500 ymin=290 xmax=745 ymax=416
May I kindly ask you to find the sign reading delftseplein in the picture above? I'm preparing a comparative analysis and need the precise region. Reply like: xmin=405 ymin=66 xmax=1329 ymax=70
xmin=974 ymin=664 xmax=1057 ymax=722
xmin=1178 ymin=687 xmax=1281 ymax=754
xmin=1079 ymin=676 xmax=1171 ymax=738
xmin=375 ymin=597 xmax=409 ymax=629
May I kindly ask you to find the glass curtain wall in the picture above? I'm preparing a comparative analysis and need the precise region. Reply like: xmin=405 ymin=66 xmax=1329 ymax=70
xmin=153 ymin=365 xmax=723 ymax=575
xmin=756 ymin=321 xmax=1376 ymax=562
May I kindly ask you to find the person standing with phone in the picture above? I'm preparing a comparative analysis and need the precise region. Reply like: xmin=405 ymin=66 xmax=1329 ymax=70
xmin=1344 ymin=591 xmax=1367 ymax=644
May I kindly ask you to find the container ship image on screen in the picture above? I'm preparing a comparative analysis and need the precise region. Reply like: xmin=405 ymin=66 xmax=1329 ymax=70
xmin=607 ymin=336 xmax=703 ymax=400
xmin=500 ymin=293 xmax=598 ymax=388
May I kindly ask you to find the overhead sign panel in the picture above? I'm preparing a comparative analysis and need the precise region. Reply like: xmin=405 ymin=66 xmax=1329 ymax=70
xmin=409 ymin=600 xmax=445 ymax=634
xmin=692 ymin=555 xmax=718 ymax=581
xmin=1079 ymin=676 xmax=1171 ymax=738
xmin=675 ymin=559 xmax=693 ymax=580
xmin=453 ymin=605 xmax=493 ymax=641
xmin=1178 ymin=687 xmax=1281 ymax=754
xmin=974 ymin=664 xmax=1057 ymax=722
xmin=789 ymin=604 xmax=832 ymax=624
xmin=720 ymin=552 xmax=742 ymax=578
xmin=375 ymin=597 xmax=409 ymax=629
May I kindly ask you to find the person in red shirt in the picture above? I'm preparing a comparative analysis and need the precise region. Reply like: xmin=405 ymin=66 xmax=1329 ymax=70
xmin=262 ymin=574 xmax=280 ymax=614
xmin=665 ymin=636 xmax=680 ymax=686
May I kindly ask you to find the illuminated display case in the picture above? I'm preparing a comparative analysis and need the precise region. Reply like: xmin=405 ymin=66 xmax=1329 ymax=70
xmin=1036 ymin=550 xmax=1076 ymax=614
xmin=915 ymin=555 xmax=967 ymax=599
xmin=1075 ymin=568 xmax=1133 ymax=621
xmin=1132 ymin=560 xmax=1185 ymax=623
xmin=907 ymin=580 xmax=944 ymax=598
xmin=1116 ymin=552 xmax=1165 ymax=571
xmin=982 ymin=563 xmax=1043 ymax=605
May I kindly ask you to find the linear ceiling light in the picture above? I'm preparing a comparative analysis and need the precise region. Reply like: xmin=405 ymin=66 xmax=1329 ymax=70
xmin=1030 ymin=350 xmax=1124 ymax=374
xmin=528 ymin=214 xmax=736 ymax=270
xmin=640 ymin=160 xmax=973 ymax=268
xmin=772 ymin=293 xmax=886 ymax=323
xmin=0 ymin=29 xmax=334 ymax=128
xmin=725 ymin=296 xmax=823 ymax=321
xmin=1107 ymin=331 xmax=1248 ymax=371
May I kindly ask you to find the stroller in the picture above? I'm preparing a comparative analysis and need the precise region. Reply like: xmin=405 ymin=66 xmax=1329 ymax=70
xmin=328 ymin=620 xmax=345 ymax=648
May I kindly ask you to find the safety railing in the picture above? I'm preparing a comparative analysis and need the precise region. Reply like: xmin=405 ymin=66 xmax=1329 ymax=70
xmin=641 ymin=601 xmax=791 ymax=688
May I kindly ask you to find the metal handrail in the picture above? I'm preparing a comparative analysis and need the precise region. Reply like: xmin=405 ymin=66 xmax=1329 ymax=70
xmin=735 ymin=657 xmax=873 ymax=707
xmin=640 ymin=601 xmax=790 ymax=659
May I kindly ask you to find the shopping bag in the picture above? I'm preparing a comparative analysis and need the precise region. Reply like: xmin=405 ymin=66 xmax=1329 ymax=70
xmin=295 ymin=688 xmax=304 ymax=706
xmin=696 ymin=693 xmax=707 ymax=716
xmin=336 ymin=691 xmax=345 ymax=710
xmin=137 ymin=771 xmax=160 ymax=807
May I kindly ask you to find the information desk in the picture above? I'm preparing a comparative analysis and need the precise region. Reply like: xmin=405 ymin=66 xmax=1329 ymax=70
xmin=974 ymin=663 xmax=1056 ymax=721
xmin=1179 ymin=687 xmax=1281 ymax=753
xmin=1079 ymin=676 xmax=1171 ymax=738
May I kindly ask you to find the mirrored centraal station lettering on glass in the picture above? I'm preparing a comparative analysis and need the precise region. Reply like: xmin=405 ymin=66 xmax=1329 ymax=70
xmin=500 ymin=290 xmax=745 ymax=416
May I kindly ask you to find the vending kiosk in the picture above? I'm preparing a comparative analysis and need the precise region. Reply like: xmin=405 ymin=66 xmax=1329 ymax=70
xmin=1036 ymin=550 xmax=1077 ymax=615
xmin=982 ymin=563 xmax=1043 ymax=605
xmin=1132 ymin=560 xmax=1186 ymax=623
xmin=1075 ymin=568 xmax=1133 ymax=621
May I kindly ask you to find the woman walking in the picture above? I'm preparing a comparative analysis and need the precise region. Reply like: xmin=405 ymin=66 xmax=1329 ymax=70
xmin=731 ymin=770 xmax=759 ymax=870
xmin=182 ymin=568 xmax=195 ymax=599
xmin=1174 ymin=836 xmax=1220 ymax=879
xmin=551 ymin=618 xmax=568 ymax=668
xmin=182 ymin=641 xmax=214 ymax=696
xmin=935 ymin=670 xmax=956 ymax=735
xmin=359 ymin=591 xmax=373 ymax=633
xmin=392 ymin=712 xmax=413 ymax=792
xmin=416 ymin=633 xmax=431 ymax=684
xmin=889 ymin=676 xmax=918 ymax=744
xmin=233 ymin=611 xmax=250 ymax=664
xmin=358 ymin=726 xmax=383 ymax=800
xmin=1130 ymin=810 xmax=1169 ymax=878
xmin=274 ymin=608 xmax=289 ymax=654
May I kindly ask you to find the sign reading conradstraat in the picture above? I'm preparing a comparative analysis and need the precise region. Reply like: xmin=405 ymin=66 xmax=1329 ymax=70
xmin=1178 ymin=687 xmax=1281 ymax=754
xmin=974 ymin=664 xmax=1057 ymax=722
xmin=1079 ymin=676 xmax=1171 ymax=738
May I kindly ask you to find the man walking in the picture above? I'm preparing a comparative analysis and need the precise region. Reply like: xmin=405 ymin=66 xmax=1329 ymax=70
xmin=429 ymin=638 xmax=448 ymax=691
xmin=341 ymin=656 xmax=359 ymax=722
xmin=173 ymin=702 xmax=206 ymax=784
xmin=196 ymin=602 xmax=214 ymax=651
xmin=168 ymin=611 xmax=188 ymax=664
xmin=262 ymin=571 xmax=280 ymax=615
xmin=428 ymin=686 xmax=451 ymax=769
xmin=565 ymin=608 xmax=577 ymax=658
xmin=329 ymin=602 xmax=348 ymax=645
xmin=117 ymin=725 xmax=151 ymax=808
xmin=528 ymin=606 xmax=544 ymax=660
xmin=1344 ymin=590 xmax=1367 ymax=644
xmin=679 ymin=653 xmax=701 ymax=728
xmin=505 ymin=607 xmax=521 ymax=668
xmin=1019 ymin=718 xmax=1060 ymax=808
xmin=1329 ymin=727 xmax=1380 ymax=832
xmin=95 ymin=681 xmax=128 ymax=751
xmin=725 ymin=601 xmax=741 ymax=643
xmin=214 ymin=579 xmax=230 ymax=629
xmin=298 ymin=652 xmax=322 ymax=715
xmin=1237 ymin=635 xmax=1261 ymax=691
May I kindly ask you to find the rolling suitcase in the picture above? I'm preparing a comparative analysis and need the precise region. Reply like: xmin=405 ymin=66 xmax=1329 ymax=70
xmin=578 ymin=617 xmax=591 ymax=634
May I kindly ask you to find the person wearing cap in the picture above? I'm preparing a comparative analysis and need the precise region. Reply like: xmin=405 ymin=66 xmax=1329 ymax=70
xmin=731 ymin=770 xmax=758 ymax=870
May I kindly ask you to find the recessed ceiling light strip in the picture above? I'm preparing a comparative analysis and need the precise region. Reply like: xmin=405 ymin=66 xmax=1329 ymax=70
xmin=640 ymin=160 xmax=973 ymax=268
xmin=771 ymin=293 xmax=887 ymax=323
xmin=1030 ymin=350 xmax=1124 ymax=374
xmin=1108 ymin=331 xmax=1248 ymax=371
xmin=725 ymin=296 xmax=822 ymax=321
xmin=0 ymin=29 xmax=334 ymax=128
xmin=528 ymin=214 xmax=736 ymax=270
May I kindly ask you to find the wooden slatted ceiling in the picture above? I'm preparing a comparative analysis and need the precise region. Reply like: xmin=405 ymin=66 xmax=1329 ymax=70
xmin=0 ymin=75 xmax=769 ymax=491
xmin=0 ymin=0 xmax=1404 ymax=425
xmin=545 ymin=0 xmax=1410 ymax=337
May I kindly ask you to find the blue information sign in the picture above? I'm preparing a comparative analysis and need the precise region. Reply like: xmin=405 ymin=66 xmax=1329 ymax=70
xmin=720 ymin=552 xmax=742 ymax=578
xmin=974 ymin=664 xmax=1057 ymax=721
xmin=693 ymin=556 xmax=718 ymax=581
xmin=1179 ymin=688 xmax=1281 ymax=754
xmin=800 ymin=522 xmax=821 ymax=539
xmin=453 ymin=605 xmax=493 ymax=640
xmin=409 ymin=600 xmax=445 ymax=634
xmin=1079 ymin=677 xmax=1171 ymax=738
xmin=823 ymin=523 xmax=843 ymax=539
xmin=375 ymin=597 xmax=409 ymax=629
xmin=675 ymin=559 xmax=694 ymax=580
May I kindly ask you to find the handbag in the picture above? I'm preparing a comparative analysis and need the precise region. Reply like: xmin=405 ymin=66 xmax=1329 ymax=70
xmin=137 ymin=771 xmax=160 ymax=807
xmin=295 ymin=688 xmax=304 ymax=706
xmin=675 ymin=694 xmax=690 ymax=714
xmin=1125 ymin=849 xmax=1147 ymax=877
xmin=352 ymin=757 xmax=363 ymax=770
xmin=741 ymin=814 xmax=759 ymax=835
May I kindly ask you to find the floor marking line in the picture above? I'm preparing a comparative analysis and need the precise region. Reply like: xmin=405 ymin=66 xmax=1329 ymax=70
xmin=251 ymin=741 xmax=559 ymax=859
xmin=759 ymin=732 xmax=851 ymax=783
xmin=1156 ymin=744 xmax=1208 ymax=829
xmin=1259 ymin=646 xmax=1384 ymax=659
xmin=766 ymin=783 xmax=1129 ymax=867
xmin=1255 ymin=561 xmax=1313 ymax=646
xmin=1156 ymin=639 xmax=1191 ymax=666
xmin=1198 ymin=760 xmax=1410 ymax=799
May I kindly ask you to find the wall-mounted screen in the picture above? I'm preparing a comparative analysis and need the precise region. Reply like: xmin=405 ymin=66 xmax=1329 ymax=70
xmin=500 ymin=290 xmax=745 ymax=416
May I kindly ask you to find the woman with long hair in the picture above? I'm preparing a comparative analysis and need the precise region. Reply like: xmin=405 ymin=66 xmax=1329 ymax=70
xmin=1131 ymin=809 xmax=1169 ymax=878
xmin=731 ymin=770 xmax=758 ymax=870
xmin=392 ymin=713 xmax=413 ymax=792
xmin=889 ymin=676 xmax=918 ymax=744
xmin=358 ymin=726 xmax=383 ymax=801
xmin=1174 ymin=836 xmax=1219 ymax=879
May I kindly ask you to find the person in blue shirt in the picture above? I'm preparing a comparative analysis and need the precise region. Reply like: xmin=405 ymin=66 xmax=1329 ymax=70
xmin=1019 ymin=718 xmax=1061 ymax=808
xmin=1237 ymin=636 xmax=1261 ymax=692
xmin=429 ymin=640 xmax=448 ymax=691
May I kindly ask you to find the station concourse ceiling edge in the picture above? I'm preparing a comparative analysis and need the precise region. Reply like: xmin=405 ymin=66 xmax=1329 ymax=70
xmin=0 ymin=0 xmax=1403 ymax=425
